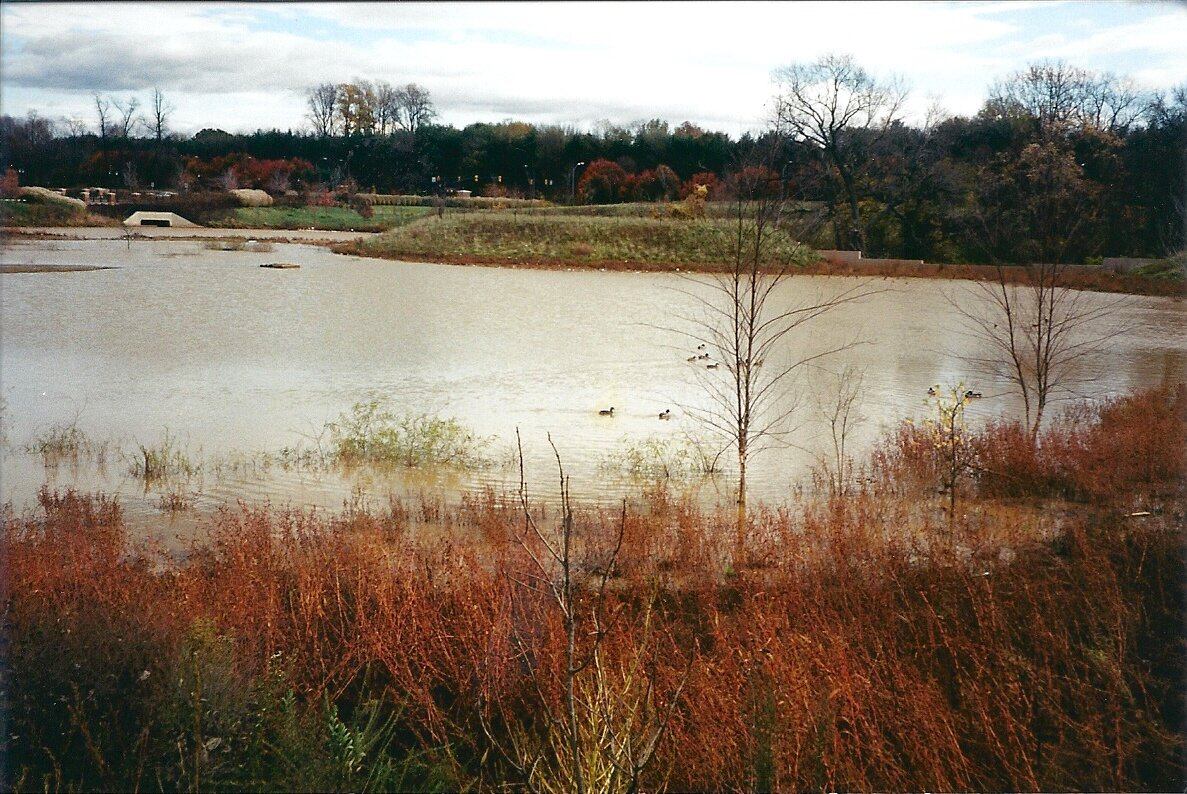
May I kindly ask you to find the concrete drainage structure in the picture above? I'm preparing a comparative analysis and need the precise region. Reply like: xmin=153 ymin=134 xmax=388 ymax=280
xmin=122 ymin=211 xmax=201 ymax=228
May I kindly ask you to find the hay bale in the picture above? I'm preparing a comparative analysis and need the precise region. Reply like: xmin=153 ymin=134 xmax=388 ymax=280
xmin=19 ymin=186 xmax=86 ymax=211
xmin=229 ymin=188 xmax=273 ymax=207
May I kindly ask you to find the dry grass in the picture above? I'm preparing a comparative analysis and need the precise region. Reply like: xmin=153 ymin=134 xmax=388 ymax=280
xmin=3 ymin=386 xmax=1184 ymax=791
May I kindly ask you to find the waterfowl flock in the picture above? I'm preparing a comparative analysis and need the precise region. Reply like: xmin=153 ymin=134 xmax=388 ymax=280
xmin=927 ymin=385 xmax=984 ymax=399
xmin=595 ymin=406 xmax=675 ymax=420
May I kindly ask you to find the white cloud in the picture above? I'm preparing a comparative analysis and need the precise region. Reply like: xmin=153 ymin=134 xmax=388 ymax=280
xmin=2 ymin=0 xmax=1184 ymax=135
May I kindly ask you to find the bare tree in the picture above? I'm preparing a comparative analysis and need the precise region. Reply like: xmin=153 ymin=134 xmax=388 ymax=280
xmin=111 ymin=96 xmax=140 ymax=139
xmin=772 ymin=53 xmax=908 ymax=251
xmin=954 ymin=262 xmax=1128 ymax=439
xmin=811 ymin=363 xmax=865 ymax=498
xmin=988 ymin=59 xmax=1145 ymax=134
xmin=988 ymin=60 xmax=1091 ymax=130
xmin=373 ymin=80 xmax=399 ymax=135
xmin=674 ymin=159 xmax=877 ymax=565
xmin=20 ymin=111 xmax=55 ymax=147
xmin=148 ymin=87 xmax=174 ymax=143
xmin=93 ymin=94 xmax=111 ymax=140
xmin=394 ymin=82 xmax=436 ymax=136
xmin=306 ymin=82 xmax=339 ymax=137
xmin=62 ymin=115 xmax=89 ymax=138
xmin=1081 ymin=72 xmax=1144 ymax=133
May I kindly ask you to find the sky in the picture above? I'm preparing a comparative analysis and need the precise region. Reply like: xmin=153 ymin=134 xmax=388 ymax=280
xmin=2 ymin=1 xmax=1186 ymax=138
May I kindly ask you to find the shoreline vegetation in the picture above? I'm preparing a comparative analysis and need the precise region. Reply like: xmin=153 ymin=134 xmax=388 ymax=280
xmin=3 ymin=199 xmax=1183 ymax=296
xmin=3 ymin=384 xmax=1184 ymax=791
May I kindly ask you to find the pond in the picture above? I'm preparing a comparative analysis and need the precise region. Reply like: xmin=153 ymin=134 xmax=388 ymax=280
xmin=2 ymin=232 xmax=1184 ymax=528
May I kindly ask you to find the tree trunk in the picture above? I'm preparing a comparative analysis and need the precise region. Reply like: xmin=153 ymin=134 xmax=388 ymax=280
xmin=735 ymin=444 xmax=747 ymax=571
xmin=829 ymin=146 xmax=864 ymax=251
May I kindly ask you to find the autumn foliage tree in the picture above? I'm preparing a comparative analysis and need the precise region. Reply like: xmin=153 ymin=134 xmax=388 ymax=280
xmin=577 ymin=158 xmax=630 ymax=204
xmin=0 ymin=167 xmax=19 ymax=197
xmin=183 ymin=154 xmax=314 ymax=192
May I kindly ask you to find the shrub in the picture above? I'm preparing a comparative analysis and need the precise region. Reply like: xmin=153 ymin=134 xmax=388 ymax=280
xmin=4 ymin=479 xmax=1184 ymax=792
xmin=129 ymin=431 xmax=198 ymax=481
xmin=26 ymin=422 xmax=92 ymax=463
xmin=327 ymin=400 xmax=489 ymax=468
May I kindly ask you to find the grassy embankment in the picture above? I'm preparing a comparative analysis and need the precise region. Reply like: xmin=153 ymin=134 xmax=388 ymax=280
xmin=4 ymin=385 xmax=1184 ymax=792
xmin=338 ymin=208 xmax=1185 ymax=296
xmin=217 ymin=204 xmax=436 ymax=233
xmin=0 ymin=197 xmax=116 ymax=227
xmin=337 ymin=211 xmax=813 ymax=273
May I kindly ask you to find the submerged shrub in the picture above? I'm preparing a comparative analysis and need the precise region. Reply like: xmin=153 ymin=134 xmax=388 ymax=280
xmin=327 ymin=399 xmax=489 ymax=468
xmin=129 ymin=431 xmax=198 ymax=481
xmin=26 ymin=422 xmax=91 ymax=462
xmin=600 ymin=433 xmax=723 ymax=481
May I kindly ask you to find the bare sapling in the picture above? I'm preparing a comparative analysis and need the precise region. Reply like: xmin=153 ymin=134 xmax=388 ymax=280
xmin=671 ymin=154 xmax=878 ymax=569
xmin=811 ymin=364 xmax=866 ymax=497
xmin=921 ymin=383 xmax=975 ymax=524
xmin=954 ymin=261 xmax=1128 ymax=439
xmin=488 ymin=430 xmax=692 ymax=794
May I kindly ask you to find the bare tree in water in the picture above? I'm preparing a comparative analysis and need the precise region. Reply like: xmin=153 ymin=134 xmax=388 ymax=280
xmin=955 ymin=261 xmax=1128 ymax=439
xmin=675 ymin=157 xmax=877 ymax=568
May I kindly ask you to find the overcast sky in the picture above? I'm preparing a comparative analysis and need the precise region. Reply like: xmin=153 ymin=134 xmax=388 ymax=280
xmin=2 ymin=1 xmax=1186 ymax=138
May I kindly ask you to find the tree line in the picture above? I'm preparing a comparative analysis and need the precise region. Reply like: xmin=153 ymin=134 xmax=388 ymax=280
xmin=2 ymin=57 xmax=1184 ymax=262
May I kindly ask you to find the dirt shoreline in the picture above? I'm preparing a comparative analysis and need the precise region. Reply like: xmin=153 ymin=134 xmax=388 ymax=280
xmin=330 ymin=244 xmax=1186 ymax=298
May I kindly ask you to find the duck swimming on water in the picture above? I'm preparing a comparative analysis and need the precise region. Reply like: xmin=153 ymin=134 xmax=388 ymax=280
xmin=598 ymin=407 xmax=615 ymax=416
xmin=658 ymin=409 xmax=672 ymax=420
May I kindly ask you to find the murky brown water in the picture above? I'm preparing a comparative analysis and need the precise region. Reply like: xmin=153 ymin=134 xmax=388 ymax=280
xmin=2 ymin=232 xmax=1184 ymax=526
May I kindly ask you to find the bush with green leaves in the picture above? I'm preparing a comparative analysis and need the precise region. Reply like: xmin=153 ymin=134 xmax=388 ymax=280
xmin=600 ymin=434 xmax=723 ymax=482
xmin=327 ymin=400 xmax=489 ymax=469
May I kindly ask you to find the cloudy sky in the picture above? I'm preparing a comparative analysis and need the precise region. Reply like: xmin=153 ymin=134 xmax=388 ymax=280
xmin=2 ymin=1 xmax=1185 ymax=137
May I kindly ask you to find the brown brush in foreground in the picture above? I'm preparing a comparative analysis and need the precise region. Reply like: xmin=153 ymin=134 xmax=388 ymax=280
xmin=3 ymin=385 xmax=1184 ymax=792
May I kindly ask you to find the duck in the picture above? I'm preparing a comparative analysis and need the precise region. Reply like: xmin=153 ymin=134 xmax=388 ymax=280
xmin=706 ymin=362 xmax=719 ymax=370
xmin=965 ymin=390 xmax=983 ymax=399
xmin=696 ymin=343 xmax=706 ymax=350
xmin=598 ymin=407 xmax=615 ymax=416
xmin=928 ymin=386 xmax=938 ymax=396
xmin=687 ymin=355 xmax=699 ymax=362
xmin=698 ymin=352 xmax=711 ymax=360
xmin=658 ymin=409 xmax=672 ymax=420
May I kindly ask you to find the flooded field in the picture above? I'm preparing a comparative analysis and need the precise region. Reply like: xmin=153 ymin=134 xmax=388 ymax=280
xmin=3 ymin=232 xmax=1184 ymax=529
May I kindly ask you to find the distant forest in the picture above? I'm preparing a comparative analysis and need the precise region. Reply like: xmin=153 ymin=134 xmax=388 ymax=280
xmin=2 ymin=59 xmax=1184 ymax=263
